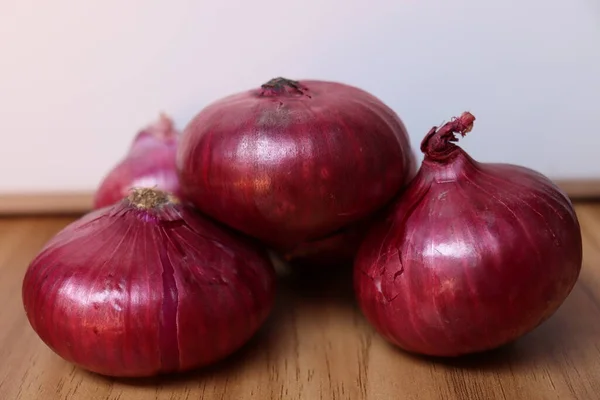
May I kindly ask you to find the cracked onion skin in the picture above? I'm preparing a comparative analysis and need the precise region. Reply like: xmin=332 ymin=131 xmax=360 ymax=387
xmin=22 ymin=188 xmax=276 ymax=377
xmin=177 ymin=77 xmax=415 ymax=250
xmin=354 ymin=112 xmax=582 ymax=357
xmin=93 ymin=114 xmax=181 ymax=209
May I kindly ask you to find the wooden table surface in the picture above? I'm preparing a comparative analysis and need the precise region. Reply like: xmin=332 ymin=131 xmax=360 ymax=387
xmin=2 ymin=203 xmax=600 ymax=400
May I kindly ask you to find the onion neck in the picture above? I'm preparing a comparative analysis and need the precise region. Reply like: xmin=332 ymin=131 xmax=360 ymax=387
xmin=145 ymin=113 xmax=178 ymax=141
xmin=127 ymin=187 xmax=179 ymax=210
xmin=420 ymin=112 xmax=476 ymax=162
xmin=259 ymin=77 xmax=311 ymax=98
xmin=132 ymin=113 xmax=179 ymax=150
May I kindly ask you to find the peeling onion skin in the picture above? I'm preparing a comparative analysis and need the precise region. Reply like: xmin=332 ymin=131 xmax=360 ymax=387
xmin=177 ymin=77 xmax=416 ymax=249
xmin=354 ymin=112 xmax=582 ymax=357
xmin=22 ymin=188 xmax=276 ymax=377
xmin=93 ymin=114 xmax=181 ymax=209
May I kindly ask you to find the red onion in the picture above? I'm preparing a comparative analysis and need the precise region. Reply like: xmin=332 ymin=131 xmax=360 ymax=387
xmin=22 ymin=188 xmax=276 ymax=377
xmin=177 ymin=77 xmax=416 ymax=250
xmin=354 ymin=112 xmax=582 ymax=357
xmin=94 ymin=114 xmax=181 ymax=209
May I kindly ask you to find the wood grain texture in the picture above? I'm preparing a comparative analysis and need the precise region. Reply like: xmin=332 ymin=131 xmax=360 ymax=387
xmin=0 ymin=193 xmax=93 ymax=215
xmin=0 ymin=179 xmax=599 ymax=215
xmin=554 ymin=179 xmax=600 ymax=199
xmin=1 ymin=204 xmax=600 ymax=399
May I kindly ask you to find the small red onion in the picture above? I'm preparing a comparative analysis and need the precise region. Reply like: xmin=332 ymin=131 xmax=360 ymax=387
xmin=354 ymin=112 xmax=582 ymax=356
xmin=177 ymin=77 xmax=416 ymax=249
xmin=22 ymin=188 xmax=276 ymax=377
xmin=94 ymin=114 xmax=180 ymax=209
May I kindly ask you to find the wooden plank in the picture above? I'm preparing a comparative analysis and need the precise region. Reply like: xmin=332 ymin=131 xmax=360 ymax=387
xmin=0 ymin=204 xmax=599 ymax=399
xmin=0 ymin=179 xmax=599 ymax=215
xmin=554 ymin=179 xmax=600 ymax=199
xmin=0 ymin=192 xmax=93 ymax=215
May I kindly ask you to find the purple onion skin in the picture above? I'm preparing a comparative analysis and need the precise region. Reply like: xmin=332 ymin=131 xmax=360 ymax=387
xmin=354 ymin=112 xmax=582 ymax=357
xmin=22 ymin=189 xmax=276 ymax=377
xmin=177 ymin=77 xmax=415 ymax=250
xmin=94 ymin=114 xmax=181 ymax=209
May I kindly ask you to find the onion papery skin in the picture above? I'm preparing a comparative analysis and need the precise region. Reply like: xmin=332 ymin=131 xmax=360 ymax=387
xmin=22 ymin=188 xmax=276 ymax=377
xmin=354 ymin=112 xmax=582 ymax=357
xmin=93 ymin=114 xmax=181 ymax=209
xmin=177 ymin=77 xmax=416 ymax=249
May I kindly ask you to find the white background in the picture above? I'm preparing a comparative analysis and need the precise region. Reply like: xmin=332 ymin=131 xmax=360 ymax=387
xmin=1 ymin=0 xmax=599 ymax=193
